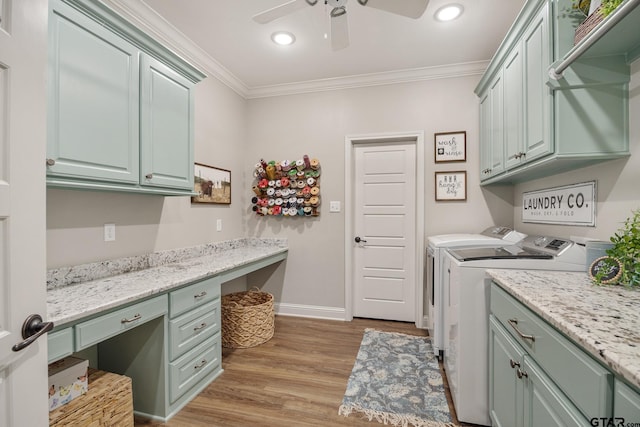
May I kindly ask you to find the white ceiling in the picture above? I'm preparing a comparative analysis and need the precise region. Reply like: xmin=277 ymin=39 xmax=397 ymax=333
xmin=139 ymin=0 xmax=526 ymax=92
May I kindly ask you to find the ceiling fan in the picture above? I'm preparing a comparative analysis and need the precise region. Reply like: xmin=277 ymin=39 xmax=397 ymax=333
xmin=252 ymin=0 xmax=430 ymax=51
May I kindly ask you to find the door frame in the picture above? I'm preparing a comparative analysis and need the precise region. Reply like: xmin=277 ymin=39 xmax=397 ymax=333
xmin=344 ymin=131 xmax=425 ymax=327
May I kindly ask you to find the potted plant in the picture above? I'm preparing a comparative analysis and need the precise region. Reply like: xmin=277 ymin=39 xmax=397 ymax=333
xmin=571 ymin=0 xmax=624 ymax=44
xmin=591 ymin=209 xmax=640 ymax=286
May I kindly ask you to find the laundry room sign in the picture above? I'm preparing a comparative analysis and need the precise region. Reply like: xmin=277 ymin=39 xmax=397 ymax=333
xmin=522 ymin=181 xmax=596 ymax=226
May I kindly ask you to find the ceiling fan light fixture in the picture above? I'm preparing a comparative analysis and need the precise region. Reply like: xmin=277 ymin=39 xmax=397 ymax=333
xmin=271 ymin=31 xmax=296 ymax=46
xmin=434 ymin=4 xmax=463 ymax=22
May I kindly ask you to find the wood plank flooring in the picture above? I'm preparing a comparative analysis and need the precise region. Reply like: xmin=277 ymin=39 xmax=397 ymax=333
xmin=135 ymin=316 xmax=474 ymax=427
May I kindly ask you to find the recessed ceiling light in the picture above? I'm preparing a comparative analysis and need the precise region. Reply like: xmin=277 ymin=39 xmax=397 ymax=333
xmin=434 ymin=4 xmax=464 ymax=22
xmin=271 ymin=31 xmax=296 ymax=46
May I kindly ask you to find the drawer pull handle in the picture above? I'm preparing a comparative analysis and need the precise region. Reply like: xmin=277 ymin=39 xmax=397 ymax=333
xmin=194 ymin=359 xmax=207 ymax=370
xmin=193 ymin=322 xmax=207 ymax=331
xmin=509 ymin=359 xmax=520 ymax=369
xmin=517 ymin=368 xmax=528 ymax=379
xmin=508 ymin=318 xmax=535 ymax=342
xmin=121 ymin=313 xmax=142 ymax=324
xmin=194 ymin=291 xmax=207 ymax=299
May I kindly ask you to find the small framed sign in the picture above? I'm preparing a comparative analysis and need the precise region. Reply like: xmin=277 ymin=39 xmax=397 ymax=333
xmin=435 ymin=171 xmax=467 ymax=201
xmin=589 ymin=256 xmax=623 ymax=285
xmin=192 ymin=163 xmax=231 ymax=204
xmin=434 ymin=131 xmax=466 ymax=163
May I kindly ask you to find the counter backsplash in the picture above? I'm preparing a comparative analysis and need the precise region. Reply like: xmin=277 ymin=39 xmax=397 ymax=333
xmin=47 ymin=238 xmax=288 ymax=290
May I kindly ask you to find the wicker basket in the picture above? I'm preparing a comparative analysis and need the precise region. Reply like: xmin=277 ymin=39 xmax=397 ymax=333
xmin=574 ymin=6 xmax=604 ymax=45
xmin=49 ymin=368 xmax=133 ymax=427
xmin=221 ymin=287 xmax=275 ymax=348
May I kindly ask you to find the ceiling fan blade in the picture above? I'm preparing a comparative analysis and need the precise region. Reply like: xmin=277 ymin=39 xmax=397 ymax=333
xmin=357 ymin=0 xmax=429 ymax=19
xmin=252 ymin=0 xmax=311 ymax=24
xmin=331 ymin=7 xmax=349 ymax=51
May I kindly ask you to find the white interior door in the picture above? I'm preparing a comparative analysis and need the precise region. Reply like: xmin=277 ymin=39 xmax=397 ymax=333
xmin=0 ymin=0 xmax=49 ymax=425
xmin=353 ymin=142 xmax=416 ymax=322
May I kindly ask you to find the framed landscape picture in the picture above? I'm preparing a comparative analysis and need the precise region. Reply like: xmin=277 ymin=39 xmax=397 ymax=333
xmin=192 ymin=163 xmax=231 ymax=204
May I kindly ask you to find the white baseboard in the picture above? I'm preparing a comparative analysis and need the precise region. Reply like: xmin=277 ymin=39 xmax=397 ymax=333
xmin=274 ymin=302 xmax=347 ymax=321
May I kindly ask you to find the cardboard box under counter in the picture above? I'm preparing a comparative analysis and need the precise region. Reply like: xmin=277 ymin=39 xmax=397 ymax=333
xmin=48 ymin=356 xmax=88 ymax=411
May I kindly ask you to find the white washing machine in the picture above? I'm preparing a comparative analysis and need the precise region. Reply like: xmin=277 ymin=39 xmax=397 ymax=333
xmin=442 ymin=235 xmax=586 ymax=426
xmin=425 ymin=226 xmax=525 ymax=357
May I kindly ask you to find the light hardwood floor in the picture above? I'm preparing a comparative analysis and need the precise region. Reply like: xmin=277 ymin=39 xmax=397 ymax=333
xmin=135 ymin=316 xmax=473 ymax=427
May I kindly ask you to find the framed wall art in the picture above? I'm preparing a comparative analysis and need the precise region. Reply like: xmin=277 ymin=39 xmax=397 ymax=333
xmin=434 ymin=131 xmax=466 ymax=163
xmin=192 ymin=163 xmax=231 ymax=204
xmin=435 ymin=171 xmax=467 ymax=201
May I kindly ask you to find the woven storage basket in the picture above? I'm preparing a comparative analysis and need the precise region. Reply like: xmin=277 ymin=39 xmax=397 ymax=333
xmin=221 ymin=287 xmax=274 ymax=348
xmin=574 ymin=6 xmax=604 ymax=45
xmin=49 ymin=368 xmax=133 ymax=427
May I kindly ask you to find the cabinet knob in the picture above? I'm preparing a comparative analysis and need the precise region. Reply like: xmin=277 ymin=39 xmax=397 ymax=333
xmin=145 ymin=173 xmax=153 ymax=179
xmin=516 ymin=368 xmax=528 ymax=379
xmin=509 ymin=359 xmax=520 ymax=369
xmin=46 ymin=158 xmax=56 ymax=166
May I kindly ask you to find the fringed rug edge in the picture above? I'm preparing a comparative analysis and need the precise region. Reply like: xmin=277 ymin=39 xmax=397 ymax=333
xmin=338 ymin=403 xmax=456 ymax=427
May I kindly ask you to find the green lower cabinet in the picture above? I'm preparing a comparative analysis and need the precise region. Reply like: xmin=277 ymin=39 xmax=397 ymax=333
xmin=614 ymin=380 xmax=640 ymax=422
xmin=47 ymin=327 xmax=74 ymax=363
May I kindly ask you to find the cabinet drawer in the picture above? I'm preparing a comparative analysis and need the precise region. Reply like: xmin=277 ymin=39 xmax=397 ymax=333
xmin=169 ymin=300 xmax=220 ymax=360
xmin=48 ymin=328 xmax=74 ymax=363
xmin=169 ymin=333 xmax=221 ymax=403
xmin=169 ymin=277 xmax=220 ymax=318
xmin=614 ymin=379 xmax=640 ymax=421
xmin=75 ymin=295 xmax=167 ymax=350
xmin=491 ymin=283 xmax=612 ymax=420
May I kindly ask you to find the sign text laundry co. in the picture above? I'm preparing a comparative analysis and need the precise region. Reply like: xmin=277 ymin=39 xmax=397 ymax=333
xmin=522 ymin=181 xmax=596 ymax=226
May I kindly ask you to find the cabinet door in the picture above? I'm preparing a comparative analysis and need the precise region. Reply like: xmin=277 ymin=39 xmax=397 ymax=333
xmin=140 ymin=55 xmax=194 ymax=191
xmin=522 ymin=3 xmax=552 ymax=162
xmin=522 ymin=356 xmax=590 ymax=427
xmin=490 ymin=316 xmax=525 ymax=427
xmin=504 ymin=45 xmax=524 ymax=170
xmin=479 ymin=92 xmax=492 ymax=181
xmin=489 ymin=73 xmax=505 ymax=177
xmin=614 ymin=380 xmax=640 ymax=423
xmin=47 ymin=0 xmax=140 ymax=184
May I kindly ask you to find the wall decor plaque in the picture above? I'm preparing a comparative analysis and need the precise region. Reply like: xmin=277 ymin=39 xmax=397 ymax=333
xmin=434 ymin=131 xmax=466 ymax=163
xmin=192 ymin=163 xmax=231 ymax=204
xmin=435 ymin=171 xmax=466 ymax=201
xmin=522 ymin=181 xmax=596 ymax=226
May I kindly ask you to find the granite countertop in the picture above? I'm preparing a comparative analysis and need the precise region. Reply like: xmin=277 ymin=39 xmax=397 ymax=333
xmin=47 ymin=238 xmax=288 ymax=327
xmin=487 ymin=269 xmax=640 ymax=389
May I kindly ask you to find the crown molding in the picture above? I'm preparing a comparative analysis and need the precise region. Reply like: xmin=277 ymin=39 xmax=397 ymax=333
xmin=100 ymin=0 xmax=488 ymax=100
xmin=245 ymin=61 xmax=490 ymax=99
xmin=102 ymin=0 xmax=249 ymax=97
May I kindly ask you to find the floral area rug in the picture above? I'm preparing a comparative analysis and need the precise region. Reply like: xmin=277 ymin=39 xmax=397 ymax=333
xmin=338 ymin=329 xmax=455 ymax=427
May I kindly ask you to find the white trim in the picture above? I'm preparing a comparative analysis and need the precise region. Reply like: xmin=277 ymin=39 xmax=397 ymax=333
xmin=344 ymin=131 xmax=425 ymax=327
xmin=274 ymin=302 xmax=347 ymax=321
xmin=94 ymin=0 xmax=489 ymax=100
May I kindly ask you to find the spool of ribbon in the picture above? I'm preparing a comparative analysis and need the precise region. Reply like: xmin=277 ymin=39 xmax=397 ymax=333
xmin=258 ymin=179 xmax=268 ymax=188
xmin=281 ymin=160 xmax=291 ymax=171
xmin=306 ymin=177 xmax=315 ymax=186
xmin=261 ymin=207 xmax=268 ymax=215
xmin=275 ymin=179 xmax=282 ymax=187
xmin=275 ymin=189 xmax=282 ymax=197
xmin=273 ymin=205 xmax=282 ymax=215
xmin=310 ymin=196 xmax=320 ymax=207
xmin=310 ymin=186 xmax=320 ymax=195
xmin=266 ymin=188 xmax=275 ymax=196
xmin=297 ymin=180 xmax=305 ymax=188
xmin=275 ymin=198 xmax=283 ymax=206
xmin=297 ymin=197 xmax=305 ymax=205
xmin=281 ymin=177 xmax=290 ymax=187
xmin=296 ymin=170 xmax=305 ymax=178
xmin=266 ymin=165 xmax=276 ymax=180
xmin=288 ymin=169 xmax=297 ymax=178
xmin=252 ymin=186 xmax=262 ymax=196
xmin=304 ymin=206 xmax=312 ymax=215
xmin=289 ymin=209 xmax=297 ymax=217
xmin=260 ymin=159 xmax=268 ymax=169
xmin=268 ymin=198 xmax=275 ymax=206
xmin=268 ymin=180 xmax=276 ymax=187
xmin=295 ymin=159 xmax=305 ymax=170
xmin=303 ymin=154 xmax=310 ymax=169
xmin=268 ymin=208 xmax=274 ymax=215
xmin=297 ymin=208 xmax=305 ymax=216
xmin=310 ymin=158 xmax=320 ymax=170
xmin=251 ymin=196 xmax=258 ymax=204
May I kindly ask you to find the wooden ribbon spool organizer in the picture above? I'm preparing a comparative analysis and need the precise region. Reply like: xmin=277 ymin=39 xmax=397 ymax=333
xmin=251 ymin=156 xmax=321 ymax=217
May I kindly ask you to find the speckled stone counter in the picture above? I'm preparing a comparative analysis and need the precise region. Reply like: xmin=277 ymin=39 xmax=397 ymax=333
xmin=47 ymin=238 xmax=287 ymax=327
xmin=487 ymin=269 xmax=640 ymax=390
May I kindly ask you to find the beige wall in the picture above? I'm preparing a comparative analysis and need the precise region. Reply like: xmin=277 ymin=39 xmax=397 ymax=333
xmin=512 ymin=60 xmax=640 ymax=241
xmin=245 ymin=77 xmax=514 ymax=310
xmin=46 ymin=76 xmax=248 ymax=267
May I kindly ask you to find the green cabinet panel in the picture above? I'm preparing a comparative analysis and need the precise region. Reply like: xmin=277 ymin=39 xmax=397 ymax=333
xmin=169 ymin=276 xmax=221 ymax=319
xmin=523 ymin=356 xmax=590 ymax=427
xmin=47 ymin=0 xmax=204 ymax=196
xmin=47 ymin=327 xmax=74 ymax=363
xmin=169 ymin=333 xmax=221 ymax=403
xmin=476 ymin=0 xmax=629 ymax=185
xmin=47 ymin=0 xmax=139 ymax=184
xmin=490 ymin=316 xmax=525 ymax=427
xmin=169 ymin=300 xmax=220 ymax=360
xmin=140 ymin=55 xmax=194 ymax=191
xmin=614 ymin=380 xmax=640 ymax=422
xmin=75 ymin=294 xmax=167 ymax=350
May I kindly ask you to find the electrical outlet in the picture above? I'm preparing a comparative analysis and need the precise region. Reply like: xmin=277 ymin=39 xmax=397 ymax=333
xmin=104 ymin=223 xmax=116 ymax=242
xmin=216 ymin=219 xmax=222 ymax=232
xmin=330 ymin=201 xmax=341 ymax=213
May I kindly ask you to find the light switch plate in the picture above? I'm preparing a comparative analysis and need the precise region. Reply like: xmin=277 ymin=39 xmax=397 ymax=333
xmin=330 ymin=201 xmax=341 ymax=213
xmin=216 ymin=219 xmax=222 ymax=232
xmin=104 ymin=223 xmax=115 ymax=241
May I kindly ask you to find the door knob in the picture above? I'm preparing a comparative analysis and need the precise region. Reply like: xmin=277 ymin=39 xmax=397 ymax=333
xmin=12 ymin=314 xmax=54 ymax=352
xmin=354 ymin=236 xmax=367 ymax=243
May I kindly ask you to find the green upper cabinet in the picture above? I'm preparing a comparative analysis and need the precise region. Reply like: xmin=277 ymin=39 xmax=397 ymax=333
xmin=476 ymin=0 xmax=630 ymax=185
xmin=46 ymin=0 xmax=205 ymax=196
xmin=47 ymin=0 xmax=140 ymax=185
xmin=140 ymin=55 xmax=194 ymax=191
